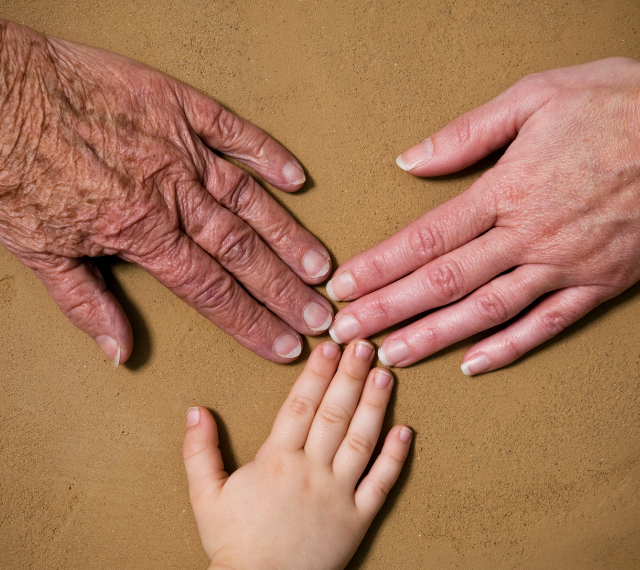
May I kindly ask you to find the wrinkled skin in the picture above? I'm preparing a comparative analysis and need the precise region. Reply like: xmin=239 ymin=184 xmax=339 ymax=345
xmin=327 ymin=58 xmax=640 ymax=374
xmin=183 ymin=340 xmax=411 ymax=570
xmin=0 ymin=19 xmax=333 ymax=365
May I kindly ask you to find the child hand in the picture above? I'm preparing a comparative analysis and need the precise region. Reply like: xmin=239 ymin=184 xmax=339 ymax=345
xmin=183 ymin=339 xmax=412 ymax=570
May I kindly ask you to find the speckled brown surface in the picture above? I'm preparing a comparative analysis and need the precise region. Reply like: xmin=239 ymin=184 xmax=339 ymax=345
xmin=1 ymin=1 xmax=640 ymax=568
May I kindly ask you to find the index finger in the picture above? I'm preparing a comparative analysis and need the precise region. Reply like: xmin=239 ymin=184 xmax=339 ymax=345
xmin=325 ymin=176 xmax=497 ymax=302
xmin=179 ymin=84 xmax=307 ymax=192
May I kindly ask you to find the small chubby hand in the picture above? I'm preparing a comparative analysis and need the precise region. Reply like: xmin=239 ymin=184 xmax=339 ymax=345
xmin=327 ymin=57 xmax=640 ymax=375
xmin=183 ymin=339 xmax=412 ymax=570
xmin=0 ymin=19 xmax=333 ymax=365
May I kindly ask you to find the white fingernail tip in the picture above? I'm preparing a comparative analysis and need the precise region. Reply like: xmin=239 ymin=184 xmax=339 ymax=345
xmin=112 ymin=345 xmax=121 ymax=368
xmin=282 ymin=344 xmax=302 ymax=359
xmin=283 ymin=161 xmax=306 ymax=185
xmin=395 ymin=154 xmax=411 ymax=171
xmin=311 ymin=312 xmax=333 ymax=332
xmin=315 ymin=258 xmax=331 ymax=279
xmin=326 ymin=280 xmax=338 ymax=301
xmin=461 ymin=362 xmax=472 ymax=376
xmin=328 ymin=326 xmax=340 ymax=344
xmin=378 ymin=346 xmax=392 ymax=367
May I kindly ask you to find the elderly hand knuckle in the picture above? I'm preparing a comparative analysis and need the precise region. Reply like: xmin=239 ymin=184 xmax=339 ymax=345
xmin=218 ymin=227 xmax=259 ymax=270
xmin=452 ymin=114 xmax=473 ymax=148
xmin=218 ymin=171 xmax=254 ymax=213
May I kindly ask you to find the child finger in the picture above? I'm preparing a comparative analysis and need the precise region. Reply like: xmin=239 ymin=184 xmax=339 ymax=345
xmin=304 ymin=340 xmax=375 ymax=464
xmin=332 ymin=368 xmax=393 ymax=485
xmin=267 ymin=342 xmax=341 ymax=451
xmin=354 ymin=425 xmax=412 ymax=523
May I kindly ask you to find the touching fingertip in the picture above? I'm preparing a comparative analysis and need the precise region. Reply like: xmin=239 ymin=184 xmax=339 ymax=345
xmin=325 ymin=272 xmax=356 ymax=301
xmin=321 ymin=341 xmax=340 ymax=359
xmin=187 ymin=407 xmax=201 ymax=428
xmin=399 ymin=427 xmax=412 ymax=443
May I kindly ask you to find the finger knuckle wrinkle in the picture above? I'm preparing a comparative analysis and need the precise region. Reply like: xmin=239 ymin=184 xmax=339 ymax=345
xmin=192 ymin=273 xmax=236 ymax=312
xmin=288 ymin=395 xmax=316 ymax=420
xmin=218 ymin=172 xmax=254 ymax=213
xmin=217 ymin=227 xmax=260 ymax=271
xmin=452 ymin=114 xmax=473 ymax=148
xmin=320 ymin=403 xmax=351 ymax=427
xmin=346 ymin=432 xmax=374 ymax=456
xmin=370 ymin=476 xmax=392 ymax=499
xmin=410 ymin=225 xmax=443 ymax=261
xmin=425 ymin=262 xmax=464 ymax=301
xmin=540 ymin=309 xmax=571 ymax=337
xmin=475 ymin=291 xmax=510 ymax=325
xmin=182 ymin=440 xmax=209 ymax=462
xmin=214 ymin=108 xmax=242 ymax=144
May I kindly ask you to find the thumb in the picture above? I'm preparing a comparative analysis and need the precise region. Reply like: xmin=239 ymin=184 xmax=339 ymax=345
xmin=183 ymin=406 xmax=228 ymax=512
xmin=396 ymin=73 xmax=554 ymax=176
xmin=30 ymin=255 xmax=132 ymax=366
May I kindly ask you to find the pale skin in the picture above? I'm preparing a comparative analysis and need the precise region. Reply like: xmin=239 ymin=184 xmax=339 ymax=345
xmin=183 ymin=339 xmax=412 ymax=570
xmin=0 ymin=19 xmax=334 ymax=366
xmin=327 ymin=57 xmax=640 ymax=375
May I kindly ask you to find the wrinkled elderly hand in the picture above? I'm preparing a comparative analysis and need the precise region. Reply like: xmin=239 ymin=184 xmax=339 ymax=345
xmin=327 ymin=58 xmax=640 ymax=374
xmin=0 ymin=20 xmax=333 ymax=366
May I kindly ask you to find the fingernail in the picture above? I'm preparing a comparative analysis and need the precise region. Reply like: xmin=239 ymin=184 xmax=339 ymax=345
xmin=374 ymin=369 xmax=392 ymax=388
xmin=273 ymin=333 xmax=302 ymax=359
xmin=303 ymin=301 xmax=333 ymax=332
xmin=355 ymin=340 xmax=374 ymax=360
xmin=303 ymin=249 xmax=331 ymax=279
xmin=378 ymin=339 xmax=410 ymax=367
xmin=302 ymin=301 xmax=333 ymax=332
xmin=328 ymin=314 xmax=361 ymax=344
xmin=283 ymin=161 xmax=306 ymax=185
xmin=187 ymin=407 xmax=201 ymax=427
xmin=322 ymin=341 xmax=340 ymax=359
xmin=396 ymin=138 xmax=433 ymax=171
xmin=94 ymin=335 xmax=121 ymax=368
xmin=399 ymin=427 xmax=413 ymax=442
xmin=461 ymin=354 xmax=491 ymax=376
xmin=326 ymin=272 xmax=356 ymax=301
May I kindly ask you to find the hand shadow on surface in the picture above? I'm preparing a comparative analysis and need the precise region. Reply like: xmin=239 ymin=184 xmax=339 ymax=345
xmin=208 ymin=407 xmax=239 ymax=474
xmin=94 ymin=256 xmax=153 ymax=371
xmin=347 ymin=377 xmax=416 ymax=569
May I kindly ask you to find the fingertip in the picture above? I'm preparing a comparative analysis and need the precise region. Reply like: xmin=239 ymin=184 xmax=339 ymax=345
xmin=273 ymin=332 xmax=303 ymax=360
xmin=282 ymin=161 xmax=306 ymax=188
xmin=320 ymin=341 xmax=341 ymax=359
xmin=395 ymin=138 xmax=434 ymax=173
xmin=398 ymin=426 xmax=413 ymax=444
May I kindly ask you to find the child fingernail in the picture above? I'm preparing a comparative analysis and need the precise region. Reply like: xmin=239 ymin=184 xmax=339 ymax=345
xmin=355 ymin=340 xmax=374 ymax=360
xmin=187 ymin=407 xmax=201 ymax=427
xmin=374 ymin=369 xmax=392 ymax=388
xmin=461 ymin=354 xmax=491 ymax=376
xmin=326 ymin=271 xmax=356 ymax=301
xmin=396 ymin=138 xmax=433 ymax=171
xmin=399 ymin=427 xmax=412 ymax=442
xmin=322 ymin=341 xmax=340 ymax=359
xmin=303 ymin=249 xmax=331 ymax=279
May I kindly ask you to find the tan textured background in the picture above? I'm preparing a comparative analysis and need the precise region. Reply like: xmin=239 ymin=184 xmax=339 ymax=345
xmin=1 ymin=1 xmax=640 ymax=568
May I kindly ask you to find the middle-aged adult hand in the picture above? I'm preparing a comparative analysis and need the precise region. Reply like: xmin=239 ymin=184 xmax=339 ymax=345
xmin=326 ymin=57 xmax=640 ymax=375
xmin=0 ymin=19 xmax=334 ymax=366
